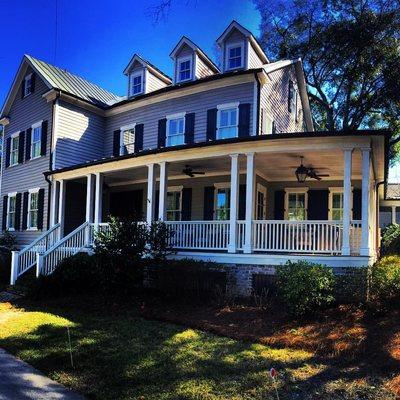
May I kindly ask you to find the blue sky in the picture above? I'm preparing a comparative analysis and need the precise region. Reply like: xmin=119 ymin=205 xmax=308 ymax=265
xmin=0 ymin=0 xmax=260 ymax=103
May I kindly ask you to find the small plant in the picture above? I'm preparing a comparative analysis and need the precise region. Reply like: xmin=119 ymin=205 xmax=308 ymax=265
xmin=276 ymin=261 xmax=335 ymax=317
xmin=381 ymin=224 xmax=400 ymax=255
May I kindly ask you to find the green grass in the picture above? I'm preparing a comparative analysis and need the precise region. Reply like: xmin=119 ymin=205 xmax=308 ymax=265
xmin=0 ymin=299 xmax=395 ymax=400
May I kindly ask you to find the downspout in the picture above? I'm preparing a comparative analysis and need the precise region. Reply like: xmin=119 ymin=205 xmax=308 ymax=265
xmin=375 ymin=180 xmax=385 ymax=257
xmin=254 ymin=72 xmax=261 ymax=135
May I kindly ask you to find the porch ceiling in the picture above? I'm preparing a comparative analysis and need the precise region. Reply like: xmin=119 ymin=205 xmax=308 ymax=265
xmin=102 ymin=148 xmax=364 ymax=186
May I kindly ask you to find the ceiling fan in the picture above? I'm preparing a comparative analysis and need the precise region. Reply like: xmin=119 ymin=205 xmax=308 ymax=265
xmin=182 ymin=165 xmax=206 ymax=178
xmin=292 ymin=157 xmax=330 ymax=182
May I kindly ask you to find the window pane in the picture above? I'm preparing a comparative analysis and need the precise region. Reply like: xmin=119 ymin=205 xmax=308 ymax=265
xmin=332 ymin=193 xmax=342 ymax=208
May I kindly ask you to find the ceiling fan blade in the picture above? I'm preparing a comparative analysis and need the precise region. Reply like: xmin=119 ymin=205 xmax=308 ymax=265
xmin=317 ymin=174 xmax=330 ymax=177
xmin=192 ymin=171 xmax=205 ymax=175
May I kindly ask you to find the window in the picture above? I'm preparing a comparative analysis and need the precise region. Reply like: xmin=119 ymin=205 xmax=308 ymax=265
xmin=166 ymin=113 xmax=185 ymax=147
xmin=10 ymin=134 xmax=19 ymax=166
xmin=166 ymin=187 xmax=182 ymax=221
xmin=215 ymin=185 xmax=230 ymax=220
xmin=285 ymin=189 xmax=308 ymax=221
xmin=256 ymin=184 xmax=267 ymax=220
xmin=261 ymin=109 xmax=274 ymax=135
xmin=329 ymin=188 xmax=352 ymax=221
xmin=28 ymin=190 xmax=39 ymax=229
xmin=217 ymin=103 xmax=239 ymax=139
xmin=24 ymin=74 xmax=33 ymax=97
xmin=130 ymin=72 xmax=143 ymax=96
xmin=178 ymin=57 xmax=192 ymax=82
xmin=226 ymin=43 xmax=243 ymax=70
xmin=120 ymin=125 xmax=136 ymax=155
xmin=7 ymin=194 xmax=17 ymax=230
xmin=31 ymin=122 xmax=42 ymax=159
xmin=288 ymin=80 xmax=297 ymax=115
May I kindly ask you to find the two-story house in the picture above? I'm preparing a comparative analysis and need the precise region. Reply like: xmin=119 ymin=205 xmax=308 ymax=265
xmin=0 ymin=21 xmax=390 ymax=293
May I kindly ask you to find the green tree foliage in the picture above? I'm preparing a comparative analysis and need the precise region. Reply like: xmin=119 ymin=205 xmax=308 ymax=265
xmin=255 ymin=0 xmax=400 ymax=160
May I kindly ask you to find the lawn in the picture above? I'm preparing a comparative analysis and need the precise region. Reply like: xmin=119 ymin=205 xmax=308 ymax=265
xmin=0 ymin=297 xmax=398 ymax=400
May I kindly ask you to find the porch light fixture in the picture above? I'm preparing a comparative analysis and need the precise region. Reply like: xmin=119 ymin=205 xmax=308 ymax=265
xmin=295 ymin=157 xmax=308 ymax=183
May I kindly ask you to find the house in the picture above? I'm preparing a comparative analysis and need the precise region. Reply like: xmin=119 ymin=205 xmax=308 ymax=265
xmin=0 ymin=21 xmax=391 ymax=294
xmin=379 ymin=183 xmax=400 ymax=228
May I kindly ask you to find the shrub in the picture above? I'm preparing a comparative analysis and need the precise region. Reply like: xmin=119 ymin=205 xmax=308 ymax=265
xmin=146 ymin=259 xmax=227 ymax=302
xmin=0 ymin=231 xmax=16 ymax=285
xmin=381 ymin=224 xmax=400 ymax=255
xmin=334 ymin=268 xmax=369 ymax=304
xmin=147 ymin=221 xmax=174 ymax=261
xmin=369 ymin=255 xmax=400 ymax=310
xmin=27 ymin=252 xmax=98 ymax=299
xmin=276 ymin=261 xmax=335 ymax=316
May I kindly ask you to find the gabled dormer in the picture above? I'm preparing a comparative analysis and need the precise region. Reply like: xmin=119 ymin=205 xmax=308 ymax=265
xmin=217 ymin=21 xmax=269 ymax=73
xmin=124 ymin=54 xmax=172 ymax=98
xmin=170 ymin=36 xmax=220 ymax=84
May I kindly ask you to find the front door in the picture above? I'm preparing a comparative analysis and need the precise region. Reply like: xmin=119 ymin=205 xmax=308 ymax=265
xmin=109 ymin=190 xmax=143 ymax=220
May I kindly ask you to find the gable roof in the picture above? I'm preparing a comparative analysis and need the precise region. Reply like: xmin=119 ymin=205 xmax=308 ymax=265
xmin=169 ymin=36 xmax=220 ymax=73
xmin=216 ymin=20 xmax=269 ymax=64
xmin=123 ymin=54 xmax=172 ymax=84
xmin=1 ymin=55 xmax=121 ymax=117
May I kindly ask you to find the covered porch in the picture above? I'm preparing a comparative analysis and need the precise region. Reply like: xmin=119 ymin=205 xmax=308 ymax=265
xmin=48 ymin=134 xmax=383 ymax=267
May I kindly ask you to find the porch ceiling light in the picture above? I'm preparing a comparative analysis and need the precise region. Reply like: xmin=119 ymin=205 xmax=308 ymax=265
xmin=295 ymin=157 xmax=308 ymax=183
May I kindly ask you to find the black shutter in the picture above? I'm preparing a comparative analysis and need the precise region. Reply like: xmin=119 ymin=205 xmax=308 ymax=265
xmin=2 ymin=195 xmax=8 ymax=230
xmin=15 ymin=193 xmax=22 ymax=231
xmin=288 ymin=80 xmax=293 ymax=112
xmin=158 ymin=118 xmax=167 ymax=148
xmin=5 ymin=138 xmax=11 ymax=168
xmin=40 ymin=120 xmax=48 ymax=156
xmin=238 ymin=184 xmax=246 ymax=220
xmin=154 ymin=190 xmax=159 ymax=220
xmin=274 ymin=190 xmax=285 ymax=220
xmin=308 ymin=190 xmax=329 ymax=220
xmin=30 ymin=73 xmax=35 ymax=93
xmin=18 ymin=131 xmax=25 ymax=164
xmin=113 ymin=130 xmax=121 ymax=157
xmin=181 ymin=188 xmax=192 ymax=221
xmin=203 ymin=186 xmax=214 ymax=220
xmin=184 ymin=113 xmax=195 ymax=145
xmin=353 ymin=189 xmax=362 ymax=220
xmin=238 ymin=103 xmax=251 ymax=137
xmin=22 ymin=192 xmax=29 ymax=230
xmin=37 ymin=188 xmax=45 ymax=230
xmin=135 ymin=124 xmax=144 ymax=152
xmin=20 ymin=79 xmax=25 ymax=99
xmin=25 ymin=128 xmax=32 ymax=161
xmin=206 ymin=108 xmax=217 ymax=141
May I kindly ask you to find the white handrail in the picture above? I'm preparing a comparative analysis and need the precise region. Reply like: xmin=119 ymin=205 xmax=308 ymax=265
xmin=10 ymin=223 xmax=61 ymax=284
xmin=38 ymin=222 xmax=90 ymax=277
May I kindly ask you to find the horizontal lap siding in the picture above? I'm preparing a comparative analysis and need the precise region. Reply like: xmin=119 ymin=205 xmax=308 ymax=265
xmin=196 ymin=57 xmax=215 ymax=79
xmin=147 ymin=73 xmax=167 ymax=92
xmin=55 ymin=101 xmax=105 ymax=169
xmin=0 ymin=70 xmax=52 ymax=246
xmin=260 ymin=66 xmax=304 ymax=133
xmin=104 ymin=82 xmax=254 ymax=156
xmin=248 ymin=44 xmax=264 ymax=69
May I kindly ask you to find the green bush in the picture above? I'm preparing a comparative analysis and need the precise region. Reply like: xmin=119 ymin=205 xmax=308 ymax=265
xmin=381 ymin=224 xmax=400 ymax=255
xmin=0 ymin=231 xmax=16 ymax=286
xmin=147 ymin=221 xmax=174 ymax=261
xmin=334 ymin=268 xmax=369 ymax=304
xmin=276 ymin=261 xmax=335 ymax=316
xmin=369 ymin=255 xmax=400 ymax=310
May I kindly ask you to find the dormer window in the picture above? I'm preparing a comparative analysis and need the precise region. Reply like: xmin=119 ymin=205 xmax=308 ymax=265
xmin=130 ymin=71 xmax=143 ymax=96
xmin=177 ymin=57 xmax=192 ymax=82
xmin=226 ymin=43 xmax=244 ymax=70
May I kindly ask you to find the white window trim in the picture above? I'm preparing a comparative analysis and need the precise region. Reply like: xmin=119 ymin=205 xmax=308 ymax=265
xmin=225 ymin=41 xmax=244 ymax=71
xmin=27 ymin=188 xmax=40 ymax=231
xmin=6 ymin=192 xmax=17 ymax=231
xmin=261 ymin=110 xmax=274 ymax=135
xmin=9 ymin=132 xmax=20 ymax=167
xmin=130 ymin=70 xmax=144 ymax=96
xmin=176 ymin=56 xmax=192 ymax=83
xmin=166 ymin=185 xmax=183 ymax=221
xmin=328 ymin=187 xmax=353 ymax=221
xmin=256 ymin=183 xmax=267 ymax=220
xmin=216 ymin=102 xmax=239 ymax=140
xmin=30 ymin=121 xmax=43 ymax=160
xmin=166 ymin=113 xmax=186 ymax=147
xmin=24 ymin=73 xmax=33 ymax=97
xmin=119 ymin=123 xmax=136 ymax=156
xmin=284 ymin=187 xmax=309 ymax=220
xmin=213 ymin=183 xmax=231 ymax=221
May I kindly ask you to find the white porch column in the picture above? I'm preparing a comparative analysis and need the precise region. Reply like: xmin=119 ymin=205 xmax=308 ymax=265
xmin=228 ymin=154 xmax=239 ymax=253
xmin=342 ymin=149 xmax=353 ymax=256
xmin=146 ymin=164 xmax=156 ymax=224
xmin=392 ymin=206 xmax=397 ymax=225
xmin=94 ymin=173 xmax=103 ymax=230
xmin=158 ymin=162 xmax=168 ymax=221
xmin=86 ymin=174 xmax=95 ymax=223
xmin=244 ymin=152 xmax=255 ymax=254
xmin=360 ymin=149 xmax=371 ymax=256
xmin=58 ymin=179 xmax=65 ymax=237
xmin=50 ymin=179 xmax=58 ymax=227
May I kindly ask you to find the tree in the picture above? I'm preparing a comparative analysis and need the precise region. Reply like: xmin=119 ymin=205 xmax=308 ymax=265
xmin=255 ymin=0 xmax=400 ymax=160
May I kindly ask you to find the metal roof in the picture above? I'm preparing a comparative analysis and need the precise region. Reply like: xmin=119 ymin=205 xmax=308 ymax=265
xmin=26 ymin=55 xmax=121 ymax=107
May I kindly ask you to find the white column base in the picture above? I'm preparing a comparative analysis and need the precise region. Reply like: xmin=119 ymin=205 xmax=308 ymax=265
xmin=10 ymin=251 xmax=19 ymax=285
xmin=341 ymin=246 xmax=351 ymax=256
xmin=360 ymin=247 xmax=370 ymax=257
xmin=243 ymin=244 xmax=252 ymax=254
